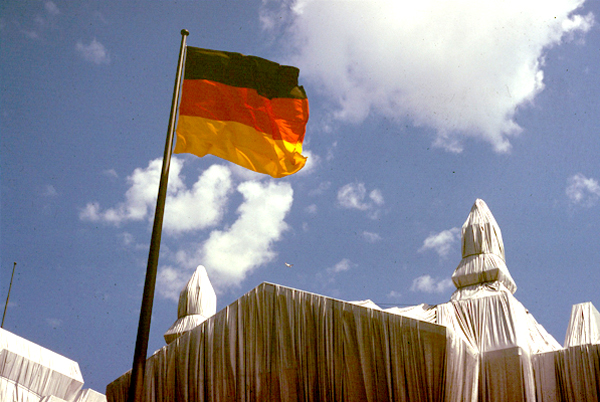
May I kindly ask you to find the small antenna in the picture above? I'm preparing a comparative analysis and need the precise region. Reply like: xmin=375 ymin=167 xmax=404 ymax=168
xmin=2 ymin=262 xmax=17 ymax=328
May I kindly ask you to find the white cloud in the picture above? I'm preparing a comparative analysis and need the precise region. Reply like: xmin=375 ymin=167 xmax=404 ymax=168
xmin=157 ymin=266 xmax=191 ymax=302
xmin=200 ymin=180 xmax=294 ymax=289
xmin=369 ymin=189 xmax=384 ymax=206
xmin=34 ymin=15 xmax=45 ymax=26
xmin=419 ymin=227 xmax=461 ymax=258
xmin=103 ymin=169 xmax=118 ymax=179
xmin=83 ymin=159 xmax=295 ymax=293
xmin=46 ymin=318 xmax=62 ymax=328
xmin=337 ymin=183 xmax=369 ymax=210
xmin=76 ymin=38 xmax=111 ymax=65
xmin=79 ymin=202 xmax=101 ymax=221
xmin=229 ymin=164 xmax=265 ymax=181
xmin=44 ymin=1 xmax=60 ymax=16
xmin=79 ymin=159 xmax=233 ymax=234
xmin=566 ymin=173 xmax=600 ymax=207
xmin=327 ymin=258 xmax=353 ymax=274
xmin=118 ymin=232 xmax=134 ymax=247
xmin=263 ymin=0 xmax=593 ymax=152
xmin=326 ymin=141 xmax=337 ymax=162
xmin=22 ymin=1 xmax=60 ymax=40
xmin=337 ymin=182 xmax=384 ymax=218
xmin=79 ymin=202 xmax=100 ymax=221
xmin=318 ymin=258 xmax=355 ymax=288
xmin=24 ymin=30 xmax=40 ymax=40
xmin=362 ymin=231 xmax=382 ymax=243
xmin=42 ymin=184 xmax=58 ymax=197
xmin=163 ymin=165 xmax=233 ymax=234
xmin=297 ymin=149 xmax=320 ymax=175
xmin=305 ymin=204 xmax=317 ymax=214
xmin=93 ymin=11 xmax=109 ymax=25
xmin=387 ymin=290 xmax=402 ymax=299
xmin=309 ymin=181 xmax=330 ymax=196
xmin=410 ymin=275 xmax=454 ymax=293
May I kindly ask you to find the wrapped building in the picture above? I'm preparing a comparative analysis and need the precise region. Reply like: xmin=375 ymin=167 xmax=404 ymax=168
xmin=107 ymin=199 xmax=600 ymax=401
xmin=0 ymin=327 xmax=106 ymax=402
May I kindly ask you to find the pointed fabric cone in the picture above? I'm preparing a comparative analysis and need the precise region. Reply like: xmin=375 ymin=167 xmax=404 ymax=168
xmin=564 ymin=302 xmax=600 ymax=347
xmin=452 ymin=199 xmax=517 ymax=294
xmin=164 ymin=265 xmax=217 ymax=344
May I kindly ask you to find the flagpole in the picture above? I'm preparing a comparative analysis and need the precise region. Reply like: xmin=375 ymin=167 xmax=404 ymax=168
xmin=127 ymin=29 xmax=188 ymax=402
xmin=1 ymin=262 xmax=17 ymax=328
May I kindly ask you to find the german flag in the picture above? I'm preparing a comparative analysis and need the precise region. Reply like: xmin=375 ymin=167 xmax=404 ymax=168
xmin=174 ymin=47 xmax=309 ymax=178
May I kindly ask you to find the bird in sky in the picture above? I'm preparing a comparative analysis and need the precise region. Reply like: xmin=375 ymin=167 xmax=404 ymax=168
xmin=284 ymin=263 xmax=293 ymax=268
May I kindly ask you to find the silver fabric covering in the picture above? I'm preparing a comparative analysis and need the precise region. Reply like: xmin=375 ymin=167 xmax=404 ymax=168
xmin=108 ymin=283 xmax=457 ymax=402
xmin=107 ymin=199 xmax=599 ymax=401
xmin=452 ymin=199 xmax=517 ymax=294
xmin=0 ymin=327 xmax=106 ymax=402
xmin=164 ymin=265 xmax=217 ymax=345
xmin=564 ymin=302 xmax=600 ymax=347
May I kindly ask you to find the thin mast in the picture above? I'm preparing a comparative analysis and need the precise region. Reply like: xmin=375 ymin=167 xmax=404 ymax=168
xmin=127 ymin=29 xmax=189 ymax=402
xmin=1 ymin=262 xmax=17 ymax=328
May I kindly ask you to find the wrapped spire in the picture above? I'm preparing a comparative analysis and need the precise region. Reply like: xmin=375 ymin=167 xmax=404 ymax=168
xmin=164 ymin=265 xmax=217 ymax=344
xmin=451 ymin=199 xmax=517 ymax=294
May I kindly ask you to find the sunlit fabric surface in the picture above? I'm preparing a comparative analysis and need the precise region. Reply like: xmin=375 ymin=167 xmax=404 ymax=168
xmin=164 ymin=265 xmax=217 ymax=344
xmin=38 ymin=389 xmax=106 ymax=402
xmin=0 ymin=327 xmax=106 ymax=402
xmin=385 ymin=303 xmax=436 ymax=322
xmin=452 ymin=199 xmax=516 ymax=294
xmin=107 ymin=281 xmax=600 ymax=402
xmin=107 ymin=199 xmax=599 ymax=401
xmin=563 ymin=302 xmax=600 ymax=347
xmin=108 ymin=283 xmax=458 ymax=402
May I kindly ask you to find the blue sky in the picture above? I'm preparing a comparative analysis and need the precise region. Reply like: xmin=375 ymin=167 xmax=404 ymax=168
xmin=1 ymin=0 xmax=599 ymax=394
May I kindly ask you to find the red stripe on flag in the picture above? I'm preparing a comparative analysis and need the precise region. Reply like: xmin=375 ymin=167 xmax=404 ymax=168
xmin=179 ymin=79 xmax=308 ymax=145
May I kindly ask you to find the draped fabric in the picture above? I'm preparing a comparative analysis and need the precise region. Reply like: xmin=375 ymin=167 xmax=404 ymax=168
xmin=0 ymin=350 xmax=80 ymax=401
xmin=164 ymin=265 xmax=217 ymax=344
xmin=452 ymin=199 xmax=517 ymax=296
xmin=107 ymin=283 xmax=452 ymax=402
xmin=0 ymin=328 xmax=84 ymax=402
xmin=107 ymin=282 xmax=600 ymax=402
xmin=564 ymin=302 xmax=600 ymax=347
xmin=435 ymin=291 xmax=560 ymax=401
xmin=532 ymin=344 xmax=600 ymax=402
xmin=438 ymin=289 xmax=562 ymax=354
xmin=0 ymin=328 xmax=106 ymax=402
xmin=532 ymin=302 xmax=600 ymax=402
xmin=107 ymin=199 xmax=599 ymax=401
